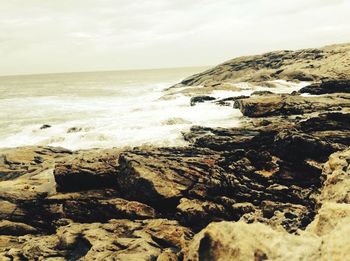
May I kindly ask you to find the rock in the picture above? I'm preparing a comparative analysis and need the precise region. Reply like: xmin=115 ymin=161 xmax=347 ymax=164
xmin=190 ymin=95 xmax=216 ymax=106
xmin=54 ymin=148 xmax=121 ymax=192
xmin=273 ymin=130 xmax=340 ymax=162
xmin=40 ymin=124 xmax=52 ymax=129
xmin=183 ymin=126 xmax=262 ymax=151
xmin=185 ymin=221 xmax=320 ymax=261
xmin=215 ymin=95 xmax=249 ymax=107
xmin=184 ymin=147 xmax=350 ymax=260
xmin=47 ymin=190 xmax=157 ymax=223
xmin=176 ymin=198 xmax=228 ymax=229
xmin=0 ymin=146 xmax=71 ymax=181
xmin=235 ymin=93 xmax=350 ymax=117
xmin=0 ymin=220 xmax=37 ymax=236
xmin=0 ymin=200 xmax=27 ymax=222
xmin=117 ymin=147 xmax=222 ymax=208
xmin=115 ymin=145 xmax=321 ymax=232
xmin=67 ymin=127 xmax=83 ymax=133
xmin=318 ymin=149 xmax=350 ymax=204
xmin=307 ymin=202 xmax=350 ymax=236
xmin=251 ymin=90 xmax=274 ymax=96
xmin=169 ymin=43 xmax=350 ymax=90
xmin=299 ymin=80 xmax=350 ymax=95
xmin=0 ymin=219 xmax=192 ymax=260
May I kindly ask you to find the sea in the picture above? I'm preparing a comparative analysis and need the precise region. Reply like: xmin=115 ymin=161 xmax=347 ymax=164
xmin=0 ymin=67 xmax=308 ymax=150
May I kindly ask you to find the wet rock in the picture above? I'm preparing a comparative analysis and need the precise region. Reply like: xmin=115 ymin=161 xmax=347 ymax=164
xmin=67 ymin=127 xmax=83 ymax=133
xmin=40 ymin=124 xmax=52 ymax=129
xmin=215 ymin=95 xmax=249 ymax=107
xmin=299 ymin=80 xmax=350 ymax=95
xmin=190 ymin=95 xmax=216 ymax=106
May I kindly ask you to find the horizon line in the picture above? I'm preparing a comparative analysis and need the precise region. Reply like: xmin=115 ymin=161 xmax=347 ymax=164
xmin=0 ymin=65 xmax=211 ymax=78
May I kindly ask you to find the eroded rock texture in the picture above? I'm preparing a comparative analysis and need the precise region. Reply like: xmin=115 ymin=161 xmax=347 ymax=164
xmin=185 ymin=149 xmax=350 ymax=261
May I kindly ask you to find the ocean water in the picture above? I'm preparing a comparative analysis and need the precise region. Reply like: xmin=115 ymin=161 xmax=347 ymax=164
xmin=0 ymin=68 xmax=308 ymax=150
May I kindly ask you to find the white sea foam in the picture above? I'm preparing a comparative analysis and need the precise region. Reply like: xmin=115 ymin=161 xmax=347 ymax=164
xmin=0 ymin=70 xmax=310 ymax=150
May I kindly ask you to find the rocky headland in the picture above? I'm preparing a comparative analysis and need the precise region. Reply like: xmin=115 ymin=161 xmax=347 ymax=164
xmin=1 ymin=43 xmax=350 ymax=260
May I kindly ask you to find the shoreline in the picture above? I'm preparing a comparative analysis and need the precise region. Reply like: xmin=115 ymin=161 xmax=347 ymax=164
xmin=1 ymin=43 xmax=350 ymax=260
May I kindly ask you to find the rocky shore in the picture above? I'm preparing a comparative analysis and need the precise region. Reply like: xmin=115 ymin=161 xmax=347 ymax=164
xmin=1 ymin=44 xmax=350 ymax=260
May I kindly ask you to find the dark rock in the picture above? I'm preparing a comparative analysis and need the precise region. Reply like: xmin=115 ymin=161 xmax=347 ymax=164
xmin=273 ymin=130 xmax=340 ymax=163
xmin=215 ymin=95 xmax=249 ymax=107
xmin=251 ymin=90 xmax=274 ymax=96
xmin=40 ymin=124 xmax=52 ymax=129
xmin=299 ymin=80 xmax=350 ymax=95
xmin=190 ymin=96 xmax=216 ymax=106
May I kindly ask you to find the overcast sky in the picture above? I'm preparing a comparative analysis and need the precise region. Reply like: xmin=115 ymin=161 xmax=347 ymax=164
xmin=0 ymin=0 xmax=349 ymax=76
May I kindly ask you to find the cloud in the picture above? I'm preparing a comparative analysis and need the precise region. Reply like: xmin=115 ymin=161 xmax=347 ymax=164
xmin=0 ymin=0 xmax=349 ymax=75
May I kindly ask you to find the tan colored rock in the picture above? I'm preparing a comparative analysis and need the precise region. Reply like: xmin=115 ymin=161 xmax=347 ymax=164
xmin=176 ymin=198 xmax=228 ymax=227
xmin=1 ymin=219 xmax=192 ymax=261
xmin=54 ymin=148 xmax=121 ymax=192
xmin=236 ymin=93 xmax=350 ymax=118
xmin=320 ymin=217 xmax=350 ymax=261
xmin=185 ymin=221 xmax=320 ymax=261
xmin=307 ymin=202 xmax=350 ymax=236
xmin=0 ymin=200 xmax=26 ymax=221
xmin=171 ymin=43 xmax=350 ymax=90
xmin=117 ymin=148 xmax=222 ymax=204
xmin=320 ymin=149 xmax=350 ymax=204
xmin=0 ymin=220 xmax=37 ymax=236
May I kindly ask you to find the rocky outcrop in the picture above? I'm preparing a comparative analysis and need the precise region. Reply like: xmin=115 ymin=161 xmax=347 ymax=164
xmin=2 ymin=43 xmax=350 ymax=260
xmin=190 ymin=95 xmax=216 ymax=106
xmin=185 ymin=148 xmax=350 ymax=261
xmin=170 ymin=43 xmax=350 ymax=91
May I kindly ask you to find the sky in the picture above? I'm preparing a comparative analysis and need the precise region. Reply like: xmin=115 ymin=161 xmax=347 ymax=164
xmin=0 ymin=0 xmax=350 ymax=76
